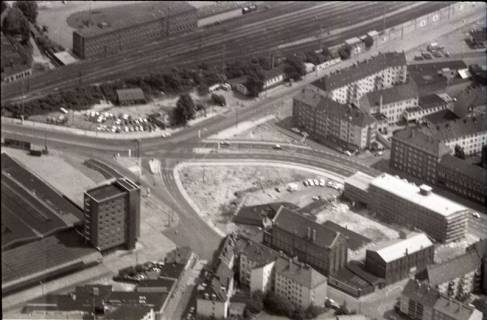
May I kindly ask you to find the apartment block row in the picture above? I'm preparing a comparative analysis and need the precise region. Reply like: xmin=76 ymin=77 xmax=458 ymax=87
xmin=390 ymin=123 xmax=487 ymax=205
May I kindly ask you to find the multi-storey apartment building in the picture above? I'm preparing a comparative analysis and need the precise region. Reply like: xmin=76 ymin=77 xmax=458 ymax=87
xmin=359 ymin=80 xmax=419 ymax=125
xmin=263 ymin=206 xmax=348 ymax=276
xmin=390 ymin=127 xmax=452 ymax=184
xmin=365 ymin=233 xmax=434 ymax=285
xmin=311 ymin=51 xmax=407 ymax=105
xmin=400 ymin=280 xmax=483 ymax=320
xmin=437 ymin=155 xmax=487 ymax=205
xmin=274 ymin=257 xmax=328 ymax=310
xmin=293 ymin=87 xmax=377 ymax=150
xmin=83 ymin=178 xmax=140 ymax=251
xmin=238 ymin=238 xmax=279 ymax=294
xmin=72 ymin=2 xmax=197 ymax=59
xmin=420 ymin=250 xmax=482 ymax=298
xmin=424 ymin=115 xmax=487 ymax=156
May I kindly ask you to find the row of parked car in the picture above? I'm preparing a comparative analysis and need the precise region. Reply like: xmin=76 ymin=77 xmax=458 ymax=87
xmin=84 ymin=111 xmax=163 ymax=133
xmin=302 ymin=178 xmax=344 ymax=190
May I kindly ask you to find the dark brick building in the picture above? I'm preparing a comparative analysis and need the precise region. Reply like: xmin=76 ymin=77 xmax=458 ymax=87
xmin=365 ymin=233 xmax=435 ymax=285
xmin=72 ymin=2 xmax=197 ymax=59
xmin=83 ymin=178 xmax=140 ymax=251
xmin=263 ymin=206 xmax=348 ymax=276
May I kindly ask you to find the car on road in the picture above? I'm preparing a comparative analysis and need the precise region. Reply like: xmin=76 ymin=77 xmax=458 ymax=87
xmin=472 ymin=212 xmax=481 ymax=219
xmin=275 ymin=187 xmax=281 ymax=193
xmin=313 ymin=179 xmax=319 ymax=186
xmin=325 ymin=298 xmax=340 ymax=309
xmin=312 ymin=196 xmax=321 ymax=201
xmin=273 ymin=144 xmax=282 ymax=150
xmin=344 ymin=150 xmax=352 ymax=157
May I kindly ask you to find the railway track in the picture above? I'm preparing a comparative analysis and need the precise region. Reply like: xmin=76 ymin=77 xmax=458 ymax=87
xmin=1 ymin=2 xmax=453 ymax=104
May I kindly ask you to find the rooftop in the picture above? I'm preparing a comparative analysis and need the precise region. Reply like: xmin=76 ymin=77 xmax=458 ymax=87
xmin=237 ymin=237 xmax=280 ymax=268
xmin=233 ymin=202 xmax=299 ymax=226
xmin=273 ymin=206 xmax=342 ymax=249
xmin=364 ymin=80 xmax=418 ymax=107
xmin=1 ymin=153 xmax=83 ymax=251
xmin=425 ymin=250 xmax=482 ymax=286
xmin=344 ymin=171 xmax=375 ymax=192
xmin=2 ymin=230 xmax=102 ymax=295
xmin=440 ymin=154 xmax=487 ymax=183
xmin=85 ymin=182 xmax=125 ymax=201
xmin=434 ymin=295 xmax=482 ymax=320
xmin=392 ymin=127 xmax=451 ymax=157
xmin=274 ymin=257 xmax=327 ymax=289
xmin=402 ymin=279 xmax=441 ymax=308
xmin=419 ymin=93 xmax=449 ymax=109
xmin=423 ymin=109 xmax=459 ymax=125
xmin=368 ymin=233 xmax=433 ymax=263
xmin=322 ymin=221 xmax=371 ymax=251
xmin=370 ymin=173 xmax=469 ymax=217
xmin=312 ymin=51 xmax=406 ymax=91
xmin=423 ymin=115 xmax=487 ymax=141
xmin=71 ymin=1 xmax=196 ymax=38
xmin=116 ymin=88 xmax=146 ymax=102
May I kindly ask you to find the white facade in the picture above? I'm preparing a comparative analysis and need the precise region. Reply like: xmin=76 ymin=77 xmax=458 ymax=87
xmin=330 ymin=65 xmax=407 ymax=105
xmin=250 ymin=261 xmax=275 ymax=294
xmin=197 ymin=298 xmax=229 ymax=319
xmin=442 ymin=131 xmax=487 ymax=156
xmin=274 ymin=271 xmax=328 ymax=309
xmin=404 ymin=104 xmax=450 ymax=122
xmin=315 ymin=58 xmax=341 ymax=71
xmin=263 ymin=74 xmax=284 ymax=90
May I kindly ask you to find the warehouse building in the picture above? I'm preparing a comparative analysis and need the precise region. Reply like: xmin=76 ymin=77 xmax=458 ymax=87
xmin=263 ymin=206 xmax=348 ymax=276
xmin=72 ymin=2 xmax=197 ymax=59
xmin=116 ymin=88 xmax=146 ymax=106
xmin=368 ymin=174 xmax=468 ymax=243
xmin=365 ymin=233 xmax=435 ymax=285
xmin=83 ymin=178 xmax=141 ymax=251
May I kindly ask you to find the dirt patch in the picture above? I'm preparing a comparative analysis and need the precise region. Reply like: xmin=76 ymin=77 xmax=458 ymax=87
xmin=229 ymin=120 xmax=298 ymax=143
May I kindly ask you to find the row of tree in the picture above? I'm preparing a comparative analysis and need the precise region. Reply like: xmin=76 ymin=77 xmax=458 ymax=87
xmin=2 ymin=1 xmax=38 ymax=45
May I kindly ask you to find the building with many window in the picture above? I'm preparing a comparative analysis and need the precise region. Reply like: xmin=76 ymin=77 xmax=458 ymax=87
xmin=345 ymin=172 xmax=469 ymax=243
xmin=263 ymin=206 xmax=348 ymax=276
xmin=359 ymin=80 xmax=419 ymax=126
xmin=365 ymin=233 xmax=434 ymax=285
xmin=72 ymin=2 xmax=197 ymax=59
xmin=293 ymin=87 xmax=377 ymax=150
xmin=404 ymin=93 xmax=454 ymax=123
xmin=419 ymin=250 xmax=482 ymax=298
xmin=311 ymin=51 xmax=407 ymax=105
xmin=83 ymin=178 xmax=141 ymax=251
xmin=390 ymin=127 xmax=452 ymax=184
xmin=437 ymin=155 xmax=487 ymax=205
xmin=400 ymin=280 xmax=483 ymax=320
xmin=368 ymin=174 xmax=468 ymax=243
xmin=274 ymin=257 xmax=328 ymax=310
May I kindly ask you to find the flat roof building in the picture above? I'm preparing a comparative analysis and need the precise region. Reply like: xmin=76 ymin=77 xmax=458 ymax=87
xmin=116 ymin=88 xmax=146 ymax=106
xmin=84 ymin=178 xmax=141 ymax=251
xmin=368 ymin=174 xmax=468 ymax=243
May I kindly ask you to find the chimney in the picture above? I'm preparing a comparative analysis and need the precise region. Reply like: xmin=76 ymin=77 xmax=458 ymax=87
xmin=307 ymin=227 xmax=312 ymax=240
xmin=312 ymin=229 xmax=317 ymax=242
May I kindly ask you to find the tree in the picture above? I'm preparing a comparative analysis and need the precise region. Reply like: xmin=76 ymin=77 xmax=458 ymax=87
xmin=338 ymin=44 xmax=352 ymax=60
xmin=292 ymin=308 xmax=306 ymax=320
xmin=454 ymin=144 xmax=466 ymax=159
xmin=284 ymin=55 xmax=306 ymax=81
xmin=447 ymin=280 xmax=455 ymax=297
xmin=322 ymin=47 xmax=332 ymax=60
xmin=197 ymin=81 xmax=209 ymax=96
xmin=305 ymin=51 xmax=321 ymax=65
xmin=246 ymin=291 xmax=264 ymax=314
xmin=14 ymin=1 xmax=38 ymax=23
xmin=305 ymin=304 xmax=324 ymax=319
xmin=264 ymin=292 xmax=295 ymax=318
xmin=211 ymin=93 xmax=226 ymax=106
xmin=173 ymin=93 xmax=195 ymax=125
xmin=456 ymin=277 xmax=467 ymax=302
xmin=2 ymin=7 xmax=30 ymax=43
xmin=364 ymin=35 xmax=374 ymax=49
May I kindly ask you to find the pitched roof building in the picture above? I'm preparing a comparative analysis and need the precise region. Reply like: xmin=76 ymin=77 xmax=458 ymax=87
xmin=263 ymin=206 xmax=348 ymax=275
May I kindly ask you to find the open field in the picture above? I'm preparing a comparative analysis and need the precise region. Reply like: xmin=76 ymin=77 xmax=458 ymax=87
xmin=178 ymin=163 xmax=344 ymax=234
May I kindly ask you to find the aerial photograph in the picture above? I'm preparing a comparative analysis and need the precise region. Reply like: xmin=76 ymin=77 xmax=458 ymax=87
xmin=1 ymin=1 xmax=486 ymax=320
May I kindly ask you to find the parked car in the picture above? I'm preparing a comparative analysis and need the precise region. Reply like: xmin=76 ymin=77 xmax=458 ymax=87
xmin=313 ymin=179 xmax=319 ymax=186
xmin=273 ymin=144 xmax=282 ymax=150
xmin=319 ymin=179 xmax=326 ymax=187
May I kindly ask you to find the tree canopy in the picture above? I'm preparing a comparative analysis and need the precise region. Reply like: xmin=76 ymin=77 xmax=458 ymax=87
xmin=14 ymin=1 xmax=38 ymax=23
xmin=454 ymin=144 xmax=466 ymax=159
xmin=364 ymin=35 xmax=374 ymax=49
xmin=284 ymin=54 xmax=306 ymax=81
xmin=2 ymin=7 xmax=30 ymax=43
xmin=173 ymin=93 xmax=195 ymax=125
